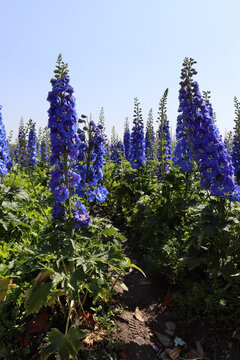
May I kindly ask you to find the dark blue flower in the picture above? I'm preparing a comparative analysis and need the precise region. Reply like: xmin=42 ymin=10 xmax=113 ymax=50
xmin=52 ymin=185 xmax=69 ymax=203
xmin=0 ymin=106 xmax=11 ymax=176
xmin=174 ymin=57 xmax=240 ymax=200
xmin=27 ymin=123 xmax=38 ymax=167
xmin=111 ymin=141 xmax=124 ymax=163
xmin=71 ymin=201 xmax=90 ymax=227
xmin=129 ymin=98 xmax=146 ymax=169
xmin=41 ymin=140 xmax=48 ymax=162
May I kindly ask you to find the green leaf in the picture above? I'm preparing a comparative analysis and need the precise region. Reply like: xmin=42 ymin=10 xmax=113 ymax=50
xmin=41 ymin=327 xmax=88 ymax=360
xmin=0 ymin=219 xmax=8 ymax=231
xmin=102 ymin=228 xmax=118 ymax=236
xmin=70 ymin=268 xmax=85 ymax=289
xmin=120 ymin=282 xmax=128 ymax=291
xmin=124 ymin=258 xmax=146 ymax=277
xmin=25 ymin=282 xmax=52 ymax=314
xmin=68 ymin=327 xmax=89 ymax=348
xmin=180 ymin=256 xmax=201 ymax=270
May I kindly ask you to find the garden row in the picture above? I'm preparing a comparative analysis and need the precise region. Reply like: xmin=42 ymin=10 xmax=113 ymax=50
xmin=0 ymin=56 xmax=240 ymax=359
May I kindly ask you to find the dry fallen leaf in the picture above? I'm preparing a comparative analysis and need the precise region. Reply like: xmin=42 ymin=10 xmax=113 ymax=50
xmin=118 ymin=351 xmax=128 ymax=359
xmin=34 ymin=270 xmax=53 ymax=286
xmin=0 ymin=278 xmax=16 ymax=301
xmin=180 ymin=348 xmax=204 ymax=359
xmin=83 ymin=329 xmax=107 ymax=346
xmin=166 ymin=346 xmax=181 ymax=360
xmin=79 ymin=311 xmax=97 ymax=329
xmin=160 ymin=292 xmax=173 ymax=311
xmin=134 ymin=306 xmax=145 ymax=322
xmin=25 ymin=312 xmax=51 ymax=335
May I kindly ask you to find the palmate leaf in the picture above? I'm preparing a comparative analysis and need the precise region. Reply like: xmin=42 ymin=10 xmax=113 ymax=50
xmin=41 ymin=327 xmax=89 ymax=360
xmin=25 ymin=282 xmax=52 ymax=314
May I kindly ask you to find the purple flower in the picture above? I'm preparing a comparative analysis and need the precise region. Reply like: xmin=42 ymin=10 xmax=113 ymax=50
xmin=71 ymin=201 xmax=90 ymax=227
xmin=93 ymin=185 xmax=108 ymax=204
xmin=52 ymin=185 xmax=69 ymax=203
xmin=27 ymin=122 xmax=38 ymax=167
xmin=129 ymin=98 xmax=146 ymax=169
xmin=53 ymin=76 xmax=69 ymax=92
xmin=174 ymin=57 xmax=240 ymax=200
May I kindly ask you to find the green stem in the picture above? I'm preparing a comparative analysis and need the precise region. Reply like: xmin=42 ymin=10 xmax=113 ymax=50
xmin=65 ymin=299 xmax=74 ymax=334
xmin=62 ymin=149 xmax=75 ymax=273
xmin=63 ymin=148 xmax=71 ymax=219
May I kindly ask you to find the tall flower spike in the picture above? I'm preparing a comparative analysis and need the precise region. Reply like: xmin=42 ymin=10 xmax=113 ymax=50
xmin=231 ymin=97 xmax=240 ymax=181
xmin=47 ymin=55 xmax=90 ymax=225
xmin=175 ymin=57 xmax=240 ymax=201
xmin=224 ymin=130 xmax=233 ymax=155
xmin=129 ymin=97 xmax=146 ymax=169
xmin=27 ymin=120 xmax=38 ymax=167
xmin=0 ymin=106 xmax=12 ymax=177
xmin=157 ymin=89 xmax=172 ymax=177
xmin=111 ymin=141 xmax=124 ymax=163
xmin=173 ymin=59 xmax=196 ymax=172
xmin=75 ymin=117 xmax=108 ymax=204
xmin=98 ymin=106 xmax=107 ymax=142
xmin=145 ymin=108 xmax=155 ymax=161
xmin=15 ymin=119 xmax=27 ymax=167
xmin=123 ymin=117 xmax=131 ymax=161
xmin=41 ymin=139 xmax=49 ymax=162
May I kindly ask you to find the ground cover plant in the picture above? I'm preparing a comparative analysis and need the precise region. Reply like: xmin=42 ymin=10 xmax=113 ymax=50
xmin=1 ymin=56 xmax=240 ymax=359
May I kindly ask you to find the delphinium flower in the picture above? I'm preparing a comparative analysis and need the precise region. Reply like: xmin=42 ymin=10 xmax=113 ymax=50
xmin=0 ymin=106 xmax=12 ymax=177
xmin=157 ymin=122 xmax=172 ymax=178
xmin=27 ymin=120 xmax=38 ymax=167
xmin=129 ymin=97 xmax=146 ymax=169
xmin=47 ymin=54 xmax=90 ymax=226
xmin=105 ymin=142 xmax=111 ymax=160
xmin=98 ymin=106 xmax=107 ymax=142
xmin=156 ymin=90 xmax=172 ymax=178
xmin=173 ymin=62 xmax=196 ymax=172
xmin=175 ymin=57 xmax=240 ymax=201
xmin=145 ymin=108 xmax=155 ymax=162
xmin=123 ymin=117 xmax=131 ymax=161
xmin=224 ymin=130 xmax=233 ymax=155
xmin=75 ymin=116 xmax=108 ymax=204
xmin=111 ymin=141 xmax=124 ymax=163
xmin=41 ymin=139 xmax=49 ymax=162
xmin=111 ymin=126 xmax=118 ymax=146
xmin=231 ymin=97 xmax=240 ymax=181
xmin=15 ymin=119 xmax=27 ymax=167
xmin=36 ymin=141 xmax=41 ymax=159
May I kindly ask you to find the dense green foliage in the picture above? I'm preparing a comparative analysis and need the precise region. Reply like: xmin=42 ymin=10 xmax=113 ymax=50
xmin=102 ymin=158 xmax=240 ymax=335
xmin=0 ymin=166 xmax=135 ymax=359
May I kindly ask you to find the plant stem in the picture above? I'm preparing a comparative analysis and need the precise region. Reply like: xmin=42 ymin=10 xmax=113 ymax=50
xmin=65 ymin=299 xmax=74 ymax=334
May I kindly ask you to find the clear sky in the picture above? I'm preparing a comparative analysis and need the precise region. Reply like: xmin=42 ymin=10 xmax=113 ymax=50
xmin=0 ymin=0 xmax=239 ymax=140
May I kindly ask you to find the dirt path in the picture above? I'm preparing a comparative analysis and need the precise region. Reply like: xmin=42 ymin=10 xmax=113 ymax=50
xmin=113 ymin=240 xmax=240 ymax=360
xmin=114 ymin=240 xmax=181 ymax=360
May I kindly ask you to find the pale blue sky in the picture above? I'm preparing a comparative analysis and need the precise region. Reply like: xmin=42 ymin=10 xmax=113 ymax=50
xmin=0 ymin=0 xmax=239 ymax=140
